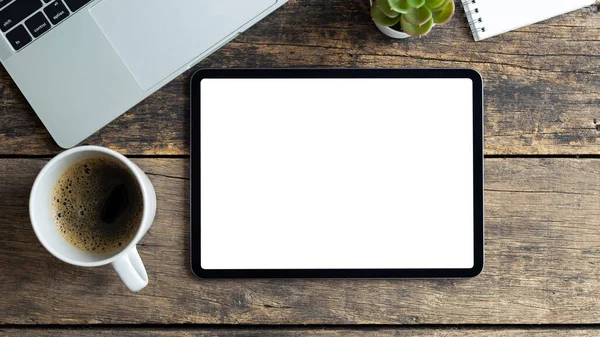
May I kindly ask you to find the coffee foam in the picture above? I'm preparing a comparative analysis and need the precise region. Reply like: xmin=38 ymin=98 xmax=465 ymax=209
xmin=51 ymin=157 xmax=143 ymax=254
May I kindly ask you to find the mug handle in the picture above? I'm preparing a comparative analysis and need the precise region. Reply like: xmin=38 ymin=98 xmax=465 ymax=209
xmin=112 ymin=246 xmax=148 ymax=292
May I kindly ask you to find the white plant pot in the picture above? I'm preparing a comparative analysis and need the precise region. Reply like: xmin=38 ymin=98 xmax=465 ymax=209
xmin=370 ymin=0 xmax=411 ymax=39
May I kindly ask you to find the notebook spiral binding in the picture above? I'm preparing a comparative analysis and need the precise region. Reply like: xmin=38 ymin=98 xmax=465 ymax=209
xmin=462 ymin=0 xmax=485 ymax=37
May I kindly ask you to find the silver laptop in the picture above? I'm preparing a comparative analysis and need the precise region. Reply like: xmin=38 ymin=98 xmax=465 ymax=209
xmin=0 ymin=0 xmax=287 ymax=148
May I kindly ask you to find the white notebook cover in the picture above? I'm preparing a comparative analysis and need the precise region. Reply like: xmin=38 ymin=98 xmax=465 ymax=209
xmin=463 ymin=0 xmax=595 ymax=41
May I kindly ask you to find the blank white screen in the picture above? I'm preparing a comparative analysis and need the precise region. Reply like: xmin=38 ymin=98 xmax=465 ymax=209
xmin=200 ymin=78 xmax=474 ymax=269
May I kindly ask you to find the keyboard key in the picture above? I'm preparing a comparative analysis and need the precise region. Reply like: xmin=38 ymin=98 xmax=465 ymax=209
xmin=64 ymin=0 xmax=92 ymax=12
xmin=0 ymin=0 xmax=12 ymax=11
xmin=44 ymin=0 xmax=69 ymax=25
xmin=0 ymin=0 xmax=43 ymax=32
xmin=25 ymin=12 xmax=50 ymax=38
xmin=6 ymin=24 xmax=32 ymax=50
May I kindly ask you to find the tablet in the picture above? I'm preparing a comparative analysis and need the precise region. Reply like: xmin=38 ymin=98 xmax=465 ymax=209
xmin=191 ymin=69 xmax=484 ymax=278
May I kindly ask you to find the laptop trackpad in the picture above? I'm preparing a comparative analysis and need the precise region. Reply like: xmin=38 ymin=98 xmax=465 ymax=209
xmin=90 ymin=0 xmax=276 ymax=91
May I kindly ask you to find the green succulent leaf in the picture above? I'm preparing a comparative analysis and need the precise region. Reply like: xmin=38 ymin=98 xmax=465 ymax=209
xmin=371 ymin=3 xmax=402 ymax=26
xmin=427 ymin=0 xmax=450 ymax=12
xmin=432 ymin=0 xmax=454 ymax=24
xmin=376 ymin=0 xmax=400 ymax=17
xmin=403 ymin=5 xmax=432 ymax=26
xmin=388 ymin=0 xmax=410 ymax=14
xmin=424 ymin=0 xmax=446 ymax=11
xmin=400 ymin=16 xmax=434 ymax=36
xmin=407 ymin=0 xmax=426 ymax=8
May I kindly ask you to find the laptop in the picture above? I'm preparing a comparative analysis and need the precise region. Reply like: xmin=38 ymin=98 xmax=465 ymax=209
xmin=0 ymin=0 xmax=287 ymax=148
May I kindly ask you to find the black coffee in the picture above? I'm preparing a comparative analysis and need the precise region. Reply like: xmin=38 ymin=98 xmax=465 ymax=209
xmin=51 ymin=157 xmax=143 ymax=254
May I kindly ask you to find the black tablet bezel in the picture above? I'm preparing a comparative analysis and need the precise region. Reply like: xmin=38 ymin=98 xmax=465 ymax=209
xmin=191 ymin=68 xmax=484 ymax=279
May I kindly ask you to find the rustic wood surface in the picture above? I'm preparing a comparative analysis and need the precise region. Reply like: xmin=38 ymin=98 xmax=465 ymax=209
xmin=0 ymin=0 xmax=598 ymax=155
xmin=1 ymin=158 xmax=600 ymax=325
xmin=1 ymin=328 xmax=599 ymax=337
xmin=1 ymin=0 xmax=600 ymax=334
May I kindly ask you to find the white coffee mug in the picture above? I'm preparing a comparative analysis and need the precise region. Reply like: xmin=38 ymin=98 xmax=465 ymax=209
xmin=30 ymin=146 xmax=156 ymax=292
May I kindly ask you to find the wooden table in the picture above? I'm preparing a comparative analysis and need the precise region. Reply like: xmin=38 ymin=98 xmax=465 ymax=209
xmin=1 ymin=0 xmax=599 ymax=335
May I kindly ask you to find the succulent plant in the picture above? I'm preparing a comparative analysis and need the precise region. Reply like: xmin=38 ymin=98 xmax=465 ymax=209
xmin=371 ymin=0 xmax=455 ymax=37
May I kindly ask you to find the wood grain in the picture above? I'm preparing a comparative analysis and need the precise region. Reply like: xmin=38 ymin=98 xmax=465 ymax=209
xmin=0 ymin=0 xmax=598 ymax=155
xmin=1 ymin=158 xmax=600 ymax=324
xmin=1 ymin=328 xmax=599 ymax=337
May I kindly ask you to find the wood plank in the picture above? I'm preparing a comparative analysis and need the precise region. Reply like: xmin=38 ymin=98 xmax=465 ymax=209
xmin=1 ymin=158 xmax=600 ymax=324
xmin=0 ymin=328 xmax=599 ymax=337
xmin=0 ymin=0 xmax=598 ymax=155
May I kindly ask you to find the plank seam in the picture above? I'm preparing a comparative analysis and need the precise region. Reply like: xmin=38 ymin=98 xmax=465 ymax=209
xmin=2 ymin=155 xmax=600 ymax=159
xmin=1 ymin=324 xmax=600 ymax=330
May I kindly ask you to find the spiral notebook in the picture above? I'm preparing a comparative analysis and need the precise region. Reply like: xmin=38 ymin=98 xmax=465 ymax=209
xmin=463 ymin=0 xmax=595 ymax=41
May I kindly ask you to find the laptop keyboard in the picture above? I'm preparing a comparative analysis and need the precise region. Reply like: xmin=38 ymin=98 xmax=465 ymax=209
xmin=0 ymin=0 xmax=92 ymax=51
